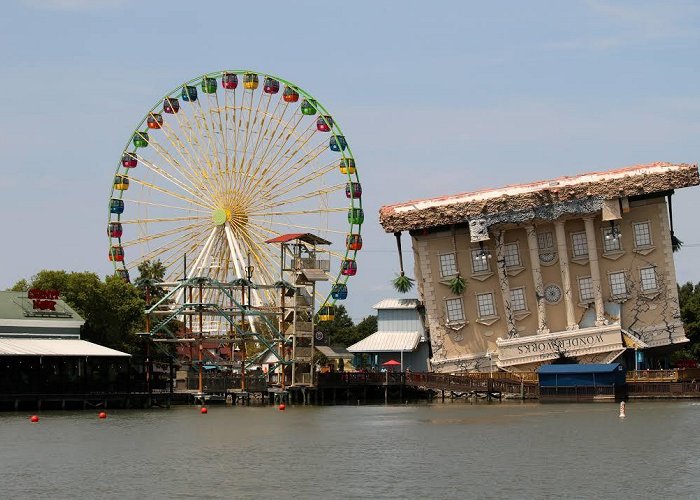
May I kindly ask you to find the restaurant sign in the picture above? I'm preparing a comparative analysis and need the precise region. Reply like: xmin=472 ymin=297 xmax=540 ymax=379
xmin=28 ymin=289 xmax=60 ymax=311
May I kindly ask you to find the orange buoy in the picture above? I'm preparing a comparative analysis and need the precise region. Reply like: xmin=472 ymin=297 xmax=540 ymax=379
xmin=30 ymin=415 xmax=39 ymax=423
xmin=200 ymin=407 xmax=208 ymax=414
xmin=98 ymin=412 xmax=107 ymax=419
xmin=278 ymin=403 xmax=286 ymax=411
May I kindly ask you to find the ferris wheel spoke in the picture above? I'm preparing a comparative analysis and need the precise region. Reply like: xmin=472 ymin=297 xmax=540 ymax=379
xmin=122 ymin=198 xmax=210 ymax=215
xmin=136 ymin=156 xmax=207 ymax=202
xmin=238 ymin=91 xmax=266 ymax=176
xmin=255 ymin=107 xmax=312 ymax=171
xmin=211 ymin=93 xmax=229 ymax=171
xmin=236 ymin=93 xmax=270 ymax=196
xmin=256 ymin=149 xmax=334 ymax=201
xmin=126 ymin=177 xmax=214 ymax=210
xmin=120 ymin=222 xmax=205 ymax=248
xmin=142 ymin=132 xmax=214 ymax=200
xmin=246 ymin=121 xmax=318 ymax=196
xmin=167 ymin=106 xmax=219 ymax=189
xmin=194 ymin=96 xmax=224 ymax=175
xmin=255 ymin=183 xmax=345 ymax=211
xmin=254 ymin=219 xmax=347 ymax=235
xmin=252 ymin=100 xmax=293 ymax=169
xmin=261 ymin=161 xmax=339 ymax=203
xmin=250 ymin=207 xmax=347 ymax=217
xmin=120 ymin=215 xmax=209 ymax=224
xmin=126 ymin=224 xmax=212 ymax=271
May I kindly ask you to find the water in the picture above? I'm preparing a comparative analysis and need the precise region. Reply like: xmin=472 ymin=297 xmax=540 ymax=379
xmin=1 ymin=401 xmax=698 ymax=499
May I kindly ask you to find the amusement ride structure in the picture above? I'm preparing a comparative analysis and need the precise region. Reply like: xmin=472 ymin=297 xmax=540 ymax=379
xmin=107 ymin=70 xmax=362 ymax=391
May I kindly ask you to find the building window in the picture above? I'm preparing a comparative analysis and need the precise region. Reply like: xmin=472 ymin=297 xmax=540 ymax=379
xmin=633 ymin=222 xmax=652 ymax=248
xmin=471 ymin=248 xmax=490 ymax=273
xmin=503 ymin=243 xmax=521 ymax=267
xmin=439 ymin=253 xmax=458 ymax=278
xmin=476 ymin=292 xmax=497 ymax=318
xmin=445 ymin=298 xmax=465 ymax=323
xmin=537 ymin=231 xmax=554 ymax=251
xmin=609 ymin=271 xmax=628 ymax=297
xmin=602 ymin=227 xmax=622 ymax=252
xmin=578 ymin=276 xmax=595 ymax=302
xmin=537 ymin=231 xmax=557 ymax=264
xmin=571 ymin=231 xmax=588 ymax=258
xmin=510 ymin=287 xmax=527 ymax=312
xmin=640 ymin=267 xmax=658 ymax=291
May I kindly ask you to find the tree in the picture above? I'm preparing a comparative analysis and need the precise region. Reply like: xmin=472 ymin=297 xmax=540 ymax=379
xmin=25 ymin=269 xmax=145 ymax=354
xmin=135 ymin=260 xmax=167 ymax=303
xmin=317 ymin=307 xmax=377 ymax=348
xmin=675 ymin=282 xmax=700 ymax=362
xmin=7 ymin=279 xmax=29 ymax=291
xmin=317 ymin=305 xmax=355 ymax=347
xmin=355 ymin=315 xmax=378 ymax=339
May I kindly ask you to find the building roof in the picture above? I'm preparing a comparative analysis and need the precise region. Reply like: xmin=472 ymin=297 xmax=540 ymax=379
xmin=316 ymin=345 xmax=354 ymax=359
xmin=379 ymin=162 xmax=699 ymax=233
xmin=0 ymin=291 xmax=83 ymax=323
xmin=372 ymin=298 xmax=422 ymax=310
xmin=537 ymin=363 xmax=623 ymax=374
xmin=265 ymin=233 xmax=331 ymax=245
xmin=347 ymin=331 xmax=422 ymax=353
xmin=0 ymin=338 xmax=130 ymax=357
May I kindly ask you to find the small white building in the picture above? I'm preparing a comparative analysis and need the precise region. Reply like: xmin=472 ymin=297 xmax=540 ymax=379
xmin=348 ymin=298 xmax=430 ymax=371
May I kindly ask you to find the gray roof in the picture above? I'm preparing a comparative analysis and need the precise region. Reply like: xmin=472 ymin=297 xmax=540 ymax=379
xmin=372 ymin=298 xmax=421 ymax=310
xmin=0 ymin=338 xmax=129 ymax=357
xmin=348 ymin=331 xmax=422 ymax=353
xmin=316 ymin=345 xmax=353 ymax=359
xmin=0 ymin=291 xmax=83 ymax=323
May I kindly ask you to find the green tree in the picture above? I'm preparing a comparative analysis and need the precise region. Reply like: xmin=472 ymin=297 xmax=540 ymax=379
xmin=317 ymin=305 xmax=355 ymax=347
xmin=7 ymin=279 xmax=29 ymax=291
xmin=27 ymin=270 xmax=145 ymax=353
xmin=355 ymin=315 xmax=377 ymax=340
xmin=675 ymin=282 xmax=700 ymax=361
xmin=135 ymin=260 xmax=167 ymax=303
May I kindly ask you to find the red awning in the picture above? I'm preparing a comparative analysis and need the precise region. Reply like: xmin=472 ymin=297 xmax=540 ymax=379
xmin=265 ymin=233 xmax=331 ymax=245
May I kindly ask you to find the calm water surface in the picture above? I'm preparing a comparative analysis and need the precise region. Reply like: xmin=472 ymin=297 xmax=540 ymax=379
xmin=1 ymin=401 xmax=698 ymax=499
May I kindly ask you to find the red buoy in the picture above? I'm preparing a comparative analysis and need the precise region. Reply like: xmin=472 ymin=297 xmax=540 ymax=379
xmin=98 ymin=411 xmax=107 ymax=419
xmin=30 ymin=415 xmax=39 ymax=423
xmin=200 ymin=407 xmax=208 ymax=414
xmin=278 ymin=403 xmax=286 ymax=411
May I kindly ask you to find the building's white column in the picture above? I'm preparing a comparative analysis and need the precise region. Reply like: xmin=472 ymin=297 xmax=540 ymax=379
xmin=525 ymin=225 xmax=548 ymax=333
xmin=583 ymin=216 xmax=607 ymax=326
xmin=495 ymin=230 xmax=517 ymax=338
xmin=554 ymin=220 xmax=578 ymax=330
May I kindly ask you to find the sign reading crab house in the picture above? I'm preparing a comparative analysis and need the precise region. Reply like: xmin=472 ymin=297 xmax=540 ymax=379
xmin=27 ymin=289 xmax=60 ymax=311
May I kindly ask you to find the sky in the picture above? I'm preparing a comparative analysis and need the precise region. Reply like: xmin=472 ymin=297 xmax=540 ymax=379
xmin=1 ymin=0 xmax=700 ymax=321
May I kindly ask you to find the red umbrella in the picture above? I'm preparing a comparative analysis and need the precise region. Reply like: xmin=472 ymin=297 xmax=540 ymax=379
xmin=382 ymin=360 xmax=401 ymax=366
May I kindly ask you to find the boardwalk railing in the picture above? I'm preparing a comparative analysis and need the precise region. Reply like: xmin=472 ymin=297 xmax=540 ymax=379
xmin=317 ymin=372 xmax=539 ymax=397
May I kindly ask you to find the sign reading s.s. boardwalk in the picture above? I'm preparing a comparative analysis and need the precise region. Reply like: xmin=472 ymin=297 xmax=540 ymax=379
xmin=496 ymin=325 xmax=624 ymax=367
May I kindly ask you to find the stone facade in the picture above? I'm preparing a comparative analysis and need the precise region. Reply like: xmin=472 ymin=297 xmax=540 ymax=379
xmin=380 ymin=163 xmax=699 ymax=373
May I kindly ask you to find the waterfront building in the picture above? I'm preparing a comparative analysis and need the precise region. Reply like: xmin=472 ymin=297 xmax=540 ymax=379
xmin=379 ymin=163 xmax=699 ymax=373
xmin=348 ymin=298 xmax=430 ymax=371
xmin=0 ymin=290 xmax=130 ymax=401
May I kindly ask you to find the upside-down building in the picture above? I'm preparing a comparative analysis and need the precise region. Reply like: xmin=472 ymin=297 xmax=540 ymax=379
xmin=379 ymin=163 xmax=698 ymax=373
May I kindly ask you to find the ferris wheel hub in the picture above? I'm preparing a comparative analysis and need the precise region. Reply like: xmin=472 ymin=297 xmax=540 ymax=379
xmin=212 ymin=208 xmax=228 ymax=226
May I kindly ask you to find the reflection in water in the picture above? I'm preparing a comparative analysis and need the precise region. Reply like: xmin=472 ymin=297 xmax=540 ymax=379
xmin=0 ymin=401 xmax=698 ymax=499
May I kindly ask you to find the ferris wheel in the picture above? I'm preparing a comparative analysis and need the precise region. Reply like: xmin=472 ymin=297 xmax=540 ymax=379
xmin=107 ymin=70 xmax=362 ymax=313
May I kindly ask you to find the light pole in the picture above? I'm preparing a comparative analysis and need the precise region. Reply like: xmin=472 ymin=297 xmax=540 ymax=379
xmin=241 ymin=253 xmax=254 ymax=392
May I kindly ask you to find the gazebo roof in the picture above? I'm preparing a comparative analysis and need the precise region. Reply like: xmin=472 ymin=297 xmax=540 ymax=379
xmin=265 ymin=233 xmax=331 ymax=245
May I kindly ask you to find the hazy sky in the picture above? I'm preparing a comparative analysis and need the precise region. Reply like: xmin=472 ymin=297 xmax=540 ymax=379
xmin=1 ymin=0 xmax=699 ymax=321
